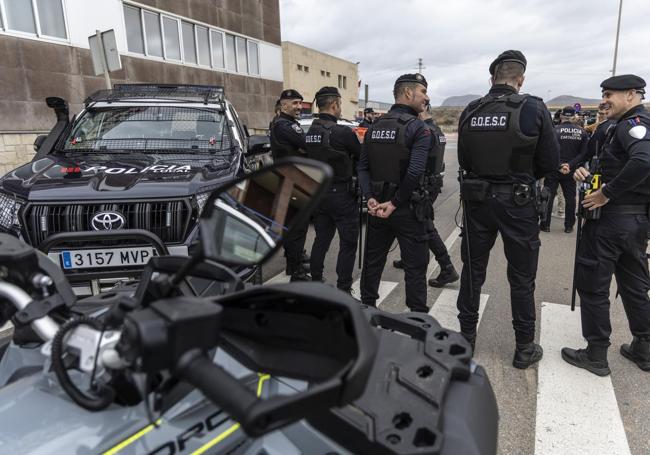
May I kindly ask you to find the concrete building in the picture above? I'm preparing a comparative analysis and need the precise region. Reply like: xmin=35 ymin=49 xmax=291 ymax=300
xmin=0 ymin=0 xmax=283 ymax=175
xmin=357 ymin=99 xmax=392 ymax=117
xmin=281 ymin=41 xmax=358 ymax=120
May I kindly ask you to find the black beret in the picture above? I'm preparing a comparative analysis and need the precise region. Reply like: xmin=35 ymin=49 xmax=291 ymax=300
xmin=600 ymin=74 xmax=646 ymax=93
xmin=315 ymin=86 xmax=340 ymax=98
xmin=489 ymin=50 xmax=527 ymax=75
xmin=363 ymin=107 xmax=375 ymax=114
xmin=561 ymin=106 xmax=576 ymax=116
xmin=280 ymin=89 xmax=303 ymax=100
xmin=394 ymin=73 xmax=428 ymax=88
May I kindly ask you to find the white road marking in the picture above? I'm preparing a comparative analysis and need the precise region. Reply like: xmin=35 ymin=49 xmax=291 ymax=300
xmin=264 ymin=272 xmax=290 ymax=285
xmin=535 ymin=302 xmax=631 ymax=455
xmin=428 ymin=288 xmax=488 ymax=332
xmin=350 ymin=280 xmax=398 ymax=306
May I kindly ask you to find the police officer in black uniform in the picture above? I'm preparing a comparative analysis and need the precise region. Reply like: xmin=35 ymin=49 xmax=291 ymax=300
xmin=586 ymin=103 xmax=615 ymax=159
xmin=269 ymin=89 xmax=310 ymax=281
xmin=305 ymin=86 xmax=361 ymax=294
xmin=358 ymin=73 xmax=432 ymax=313
xmin=359 ymin=108 xmax=375 ymax=128
xmin=393 ymin=104 xmax=459 ymax=287
xmin=456 ymin=50 xmax=560 ymax=367
xmin=562 ymin=74 xmax=650 ymax=375
xmin=540 ymin=106 xmax=589 ymax=233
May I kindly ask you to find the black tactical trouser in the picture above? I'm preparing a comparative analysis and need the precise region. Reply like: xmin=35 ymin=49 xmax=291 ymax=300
xmin=543 ymin=171 xmax=576 ymax=229
xmin=576 ymin=212 xmax=650 ymax=345
xmin=456 ymin=189 xmax=541 ymax=344
xmin=361 ymin=204 xmax=429 ymax=312
xmin=284 ymin=220 xmax=308 ymax=272
xmin=310 ymin=188 xmax=359 ymax=290
xmin=428 ymin=221 xmax=452 ymax=267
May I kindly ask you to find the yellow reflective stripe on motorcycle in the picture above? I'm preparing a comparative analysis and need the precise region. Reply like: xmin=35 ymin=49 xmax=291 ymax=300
xmin=191 ymin=373 xmax=270 ymax=455
xmin=102 ymin=419 xmax=162 ymax=455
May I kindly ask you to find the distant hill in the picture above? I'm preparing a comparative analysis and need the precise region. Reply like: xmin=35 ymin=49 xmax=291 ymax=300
xmin=546 ymin=95 xmax=601 ymax=107
xmin=441 ymin=95 xmax=481 ymax=107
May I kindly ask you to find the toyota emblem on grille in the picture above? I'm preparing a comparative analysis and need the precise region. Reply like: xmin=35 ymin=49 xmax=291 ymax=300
xmin=91 ymin=211 xmax=126 ymax=230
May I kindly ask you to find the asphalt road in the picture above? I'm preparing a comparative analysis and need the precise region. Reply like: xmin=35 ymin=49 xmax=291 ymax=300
xmin=263 ymin=141 xmax=649 ymax=455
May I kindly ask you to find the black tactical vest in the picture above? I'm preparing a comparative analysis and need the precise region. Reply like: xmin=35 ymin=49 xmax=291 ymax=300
xmin=599 ymin=110 xmax=650 ymax=197
xmin=424 ymin=119 xmax=446 ymax=175
xmin=270 ymin=116 xmax=302 ymax=159
xmin=365 ymin=111 xmax=414 ymax=184
xmin=305 ymin=118 xmax=353 ymax=181
xmin=459 ymin=93 xmax=539 ymax=177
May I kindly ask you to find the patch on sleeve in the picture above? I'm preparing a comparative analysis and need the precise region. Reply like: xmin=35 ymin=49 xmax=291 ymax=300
xmin=629 ymin=125 xmax=647 ymax=139
xmin=468 ymin=112 xmax=510 ymax=131
xmin=438 ymin=135 xmax=447 ymax=143
xmin=292 ymin=124 xmax=303 ymax=134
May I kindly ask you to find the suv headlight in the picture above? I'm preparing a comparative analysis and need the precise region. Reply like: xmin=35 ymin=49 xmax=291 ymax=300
xmin=195 ymin=192 xmax=211 ymax=215
xmin=0 ymin=192 xmax=24 ymax=233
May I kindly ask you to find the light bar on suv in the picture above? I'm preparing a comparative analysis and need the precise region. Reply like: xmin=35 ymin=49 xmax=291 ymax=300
xmin=83 ymin=84 xmax=225 ymax=106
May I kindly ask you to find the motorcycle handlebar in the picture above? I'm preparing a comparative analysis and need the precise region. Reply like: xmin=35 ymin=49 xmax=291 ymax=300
xmin=0 ymin=281 xmax=59 ymax=341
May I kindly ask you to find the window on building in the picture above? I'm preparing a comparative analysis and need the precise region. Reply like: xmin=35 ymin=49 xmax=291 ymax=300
xmin=3 ymin=0 xmax=36 ymax=34
xmin=326 ymin=71 xmax=330 ymax=77
xmin=196 ymin=26 xmax=210 ymax=66
xmin=122 ymin=3 xmax=261 ymax=76
xmin=321 ymin=70 xmax=325 ymax=76
xmin=124 ymin=5 xmax=145 ymax=54
xmin=235 ymin=36 xmax=247 ymax=73
xmin=338 ymin=75 xmax=342 ymax=88
xmin=304 ymin=66 xmax=309 ymax=73
xmin=225 ymin=34 xmax=237 ymax=71
xmin=343 ymin=75 xmax=347 ymax=89
xmin=211 ymin=30 xmax=225 ymax=68
xmin=247 ymin=41 xmax=259 ymax=75
xmin=36 ymin=0 xmax=66 ymax=38
xmin=143 ymin=11 xmax=163 ymax=57
xmin=162 ymin=17 xmax=181 ymax=60
xmin=181 ymin=21 xmax=196 ymax=64
xmin=297 ymin=64 xmax=303 ymax=71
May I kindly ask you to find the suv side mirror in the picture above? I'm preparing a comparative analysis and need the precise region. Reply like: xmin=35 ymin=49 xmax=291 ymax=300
xmin=247 ymin=134 xmax=271 ymax=156
xmin=33 ymin=135 xmax=47 ymax=152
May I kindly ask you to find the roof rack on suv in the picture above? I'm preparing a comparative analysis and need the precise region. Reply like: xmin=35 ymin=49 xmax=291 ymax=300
xmin=83 ymin=84 xmax=225 ymax=106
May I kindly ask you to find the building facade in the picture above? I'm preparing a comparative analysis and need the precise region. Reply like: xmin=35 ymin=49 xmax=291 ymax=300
xmin=281 ymin=41 xmax=358 ymax=120
xmin=0 ymin=0 xmax=283 ymax=175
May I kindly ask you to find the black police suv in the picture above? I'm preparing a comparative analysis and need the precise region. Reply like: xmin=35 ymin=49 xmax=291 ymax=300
xmin=0 ymin=84 xmax=270 ymax=296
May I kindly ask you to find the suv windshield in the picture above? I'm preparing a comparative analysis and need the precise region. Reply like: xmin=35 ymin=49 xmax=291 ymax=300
xmin=63 ymin=106 xmax=232 ymax=153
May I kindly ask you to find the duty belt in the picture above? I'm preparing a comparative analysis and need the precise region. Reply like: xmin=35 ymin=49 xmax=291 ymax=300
xmin=601 ymin=204 xmax=649 ymax=215
xmin=489 ymin=183 xmax=517 ymax=193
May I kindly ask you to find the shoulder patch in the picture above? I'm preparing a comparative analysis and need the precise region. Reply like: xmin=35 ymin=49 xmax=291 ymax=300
xmin=292 ymin=124 xmax=303 ymax=134
xmin=629 ymin=125 xmax=647 ymax=139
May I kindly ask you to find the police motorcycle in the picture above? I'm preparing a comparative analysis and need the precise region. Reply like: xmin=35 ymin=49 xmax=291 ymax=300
xmin=0 ymin=157 xmax=498 ymax=454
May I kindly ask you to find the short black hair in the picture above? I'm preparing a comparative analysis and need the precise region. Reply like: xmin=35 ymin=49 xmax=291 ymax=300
xmin=393 ymin=82 xmax=420 ymax=99
xmin=493 ymin=61 xmax=525 ymax=84
xmin=316 ymin=95 xmax=340 ymax=110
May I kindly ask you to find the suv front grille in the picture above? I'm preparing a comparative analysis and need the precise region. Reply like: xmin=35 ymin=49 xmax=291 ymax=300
xmin=24 ymin=199 xmax=195 ymax=247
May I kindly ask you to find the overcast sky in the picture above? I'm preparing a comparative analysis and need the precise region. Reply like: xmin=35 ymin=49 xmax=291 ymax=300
xmin=279 ymin=0 xmax=650 ymax=106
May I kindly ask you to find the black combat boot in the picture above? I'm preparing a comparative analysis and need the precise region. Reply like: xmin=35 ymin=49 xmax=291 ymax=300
xmin=428 ymin=264 xmax=460 ymax=288
xmin=561 ymin=343 xmax=610 ymax=376
xmin=289 ymin=263 xmax=311 ymax=282
xmin=512 ymin=342 xmax=544 ymax=369
xmin=340 ymin=287 xmax=361 ymax=303
xmin=393 ymin=259 xmax=404 ymax=269
xmin=620 ymin=337 xmax=650 ymax=371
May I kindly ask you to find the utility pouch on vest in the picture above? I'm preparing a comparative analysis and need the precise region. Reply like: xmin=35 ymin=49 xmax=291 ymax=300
xmin=513 ymin=184 xmax=532 ymax=206
xmin=410 ymin=188 xmax=434 ymax=222
xmin=460 ymin=179 xmax=490 ymax=202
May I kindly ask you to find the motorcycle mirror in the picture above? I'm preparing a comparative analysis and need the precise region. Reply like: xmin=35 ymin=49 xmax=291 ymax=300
xmin=199 ymin=157 xmax=332 ymax=267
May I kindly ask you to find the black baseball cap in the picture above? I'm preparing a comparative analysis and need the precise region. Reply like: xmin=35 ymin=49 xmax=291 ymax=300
xmin=363 ymin=107 xmax=375 ymax=114
xmin=489 ymin=50 xmax=527 ymax=75
xmin=280 ymin=89 xmax=303 ymax=100
xmin=314 ymin=86 xmax=340 ymax=98
xmin=600 ymin=74 xmax=646 ymax=94
xmin=561 ymin=106 xmax=576 ymax=116
xmin=394 ymin=73 xmax=428 ymax=88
